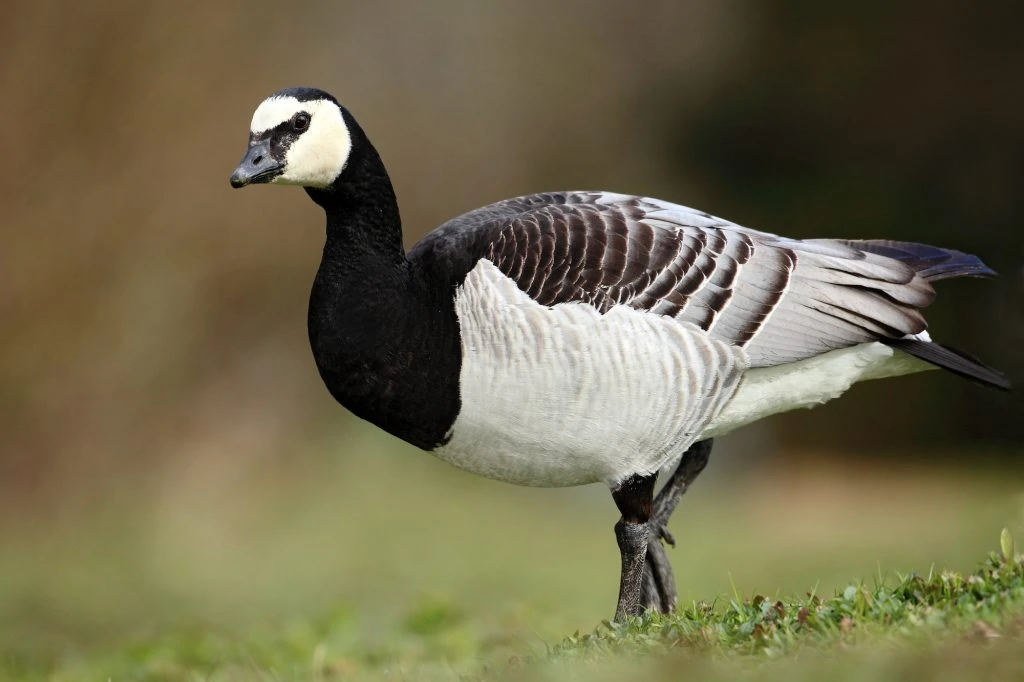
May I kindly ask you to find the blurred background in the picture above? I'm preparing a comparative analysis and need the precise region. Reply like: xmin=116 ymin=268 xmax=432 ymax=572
xmin=1 ymin=0 xmax=1022 ymax=667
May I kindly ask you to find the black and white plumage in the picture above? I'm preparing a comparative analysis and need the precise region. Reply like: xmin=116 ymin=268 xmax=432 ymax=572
xmin=231 ymin=87 xmax=1010 ymax=621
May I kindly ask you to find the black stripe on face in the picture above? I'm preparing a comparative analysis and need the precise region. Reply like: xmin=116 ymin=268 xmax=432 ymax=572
xmin=250 ymin=112 xmax=311 ymax=164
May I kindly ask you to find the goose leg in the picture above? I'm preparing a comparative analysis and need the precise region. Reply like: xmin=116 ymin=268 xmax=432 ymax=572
xmin=610 ymin=473 xmax=657 ymax=622
xmin=640 ymin=439 xmax=714 ymax=613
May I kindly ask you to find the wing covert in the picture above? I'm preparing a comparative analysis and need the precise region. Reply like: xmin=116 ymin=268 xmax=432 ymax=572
xmin=431 ymin=191 xmax=937 ymax=368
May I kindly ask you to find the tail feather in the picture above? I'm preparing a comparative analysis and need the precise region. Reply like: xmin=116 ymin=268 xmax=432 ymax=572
xmin=884 ymin=338 xmax=1011 ymax=391
xmin=841 ymin=239 xmax=997 ymax=282
xmin=816 ymin=240 xmax=1008 ymax=390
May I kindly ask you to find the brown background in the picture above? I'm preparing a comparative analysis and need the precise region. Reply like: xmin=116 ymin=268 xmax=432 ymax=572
xmin=2 ymin=1 xmax=1021 ymax=519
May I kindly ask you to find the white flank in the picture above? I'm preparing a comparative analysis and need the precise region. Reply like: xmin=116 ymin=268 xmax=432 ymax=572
xmin=250 ymin=96 xmax=351 ymax=188
xmin=436 ymin=260 xmax=748 ymax=487
xmin=698 ymin=343 xmax=933 ymax=439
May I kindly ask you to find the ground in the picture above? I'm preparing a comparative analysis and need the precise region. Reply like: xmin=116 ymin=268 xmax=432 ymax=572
xmin=2 ymin=426 xmax=1022 ymax=681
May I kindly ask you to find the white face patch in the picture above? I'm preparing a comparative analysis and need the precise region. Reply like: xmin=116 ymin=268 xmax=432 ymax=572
xmin=249 ymin=96 xmax=352 ymax=188
xmin=250 ymin=96 xmax=304 ymax=134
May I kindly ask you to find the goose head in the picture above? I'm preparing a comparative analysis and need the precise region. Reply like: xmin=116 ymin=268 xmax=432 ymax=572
xmin=230 ymin=87 xmax=351 ymax=189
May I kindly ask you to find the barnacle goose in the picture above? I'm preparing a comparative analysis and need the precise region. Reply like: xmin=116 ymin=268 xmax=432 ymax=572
xmin=230 ymin=87 xmax=1010 ymax=622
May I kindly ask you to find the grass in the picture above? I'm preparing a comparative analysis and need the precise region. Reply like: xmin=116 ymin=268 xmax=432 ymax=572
xmin=553 ymin=535 xmax=1024 ymax=659
xmin=2 ymin=428 xmax=1023 ymax=680
xmin=5 ymin=535 xmax=1024 ymax=680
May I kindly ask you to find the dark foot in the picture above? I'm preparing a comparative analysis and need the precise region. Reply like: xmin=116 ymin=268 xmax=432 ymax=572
xmin=639 ymin=439 xmax=714 ymax=613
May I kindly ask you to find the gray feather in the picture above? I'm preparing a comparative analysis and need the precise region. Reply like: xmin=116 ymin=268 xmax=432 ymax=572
xmin=433 ymin=191 xmax=995 ymax=374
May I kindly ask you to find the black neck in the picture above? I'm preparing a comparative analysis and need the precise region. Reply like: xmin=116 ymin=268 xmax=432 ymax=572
xmin=305 ymin=117 xmax=461 ymax=449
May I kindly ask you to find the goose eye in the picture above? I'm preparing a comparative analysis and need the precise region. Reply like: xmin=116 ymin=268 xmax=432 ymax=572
xmin=294 ymin=113 xmax=310 ymax=131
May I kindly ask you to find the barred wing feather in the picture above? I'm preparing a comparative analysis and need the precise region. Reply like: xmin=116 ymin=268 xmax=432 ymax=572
xmin=479 ymin=192 xmax=938 ymax=368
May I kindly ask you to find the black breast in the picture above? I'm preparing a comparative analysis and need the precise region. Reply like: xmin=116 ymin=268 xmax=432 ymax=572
xmin=308 ymin=219 xmax=503 ymax=451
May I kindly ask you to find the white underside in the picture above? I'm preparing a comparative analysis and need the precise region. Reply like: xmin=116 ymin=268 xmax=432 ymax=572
xmin=434 ymin=260 xmax=933 ymax=489
xmin=698 ymin=341 xmax=932 ymax=440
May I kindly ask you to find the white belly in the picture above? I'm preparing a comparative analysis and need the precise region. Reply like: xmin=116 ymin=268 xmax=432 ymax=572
xmin=434 ymin=260 xmax=747 ymax=487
